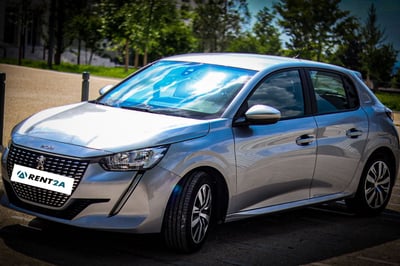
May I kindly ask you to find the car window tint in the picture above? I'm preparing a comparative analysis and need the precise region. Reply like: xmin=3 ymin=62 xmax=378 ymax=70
xmin=248 ymin=70 xmax=305 ymax=118
xmin=310 ymin=70 xmax=359 ymax=114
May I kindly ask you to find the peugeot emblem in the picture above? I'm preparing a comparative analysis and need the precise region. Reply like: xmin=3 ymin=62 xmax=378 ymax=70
xmin=36 ymin=155 xmax=46 ymax=171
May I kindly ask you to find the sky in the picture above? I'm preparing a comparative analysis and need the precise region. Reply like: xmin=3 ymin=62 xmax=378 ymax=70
xmin=247 ymin=0 xmax=400 ymax=59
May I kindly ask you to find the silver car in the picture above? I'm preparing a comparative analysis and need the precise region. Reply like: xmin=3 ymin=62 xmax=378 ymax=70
xmin=1 ymin=53 xmax=399 ymax=252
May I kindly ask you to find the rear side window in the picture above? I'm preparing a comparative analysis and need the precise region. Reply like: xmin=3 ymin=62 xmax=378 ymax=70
xmin=310 ymin=70 xmax=359 ymax=114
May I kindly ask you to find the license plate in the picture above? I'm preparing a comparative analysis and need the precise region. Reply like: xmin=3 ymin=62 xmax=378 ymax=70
xmin=11 ymin=164 xmax=74 ymax=195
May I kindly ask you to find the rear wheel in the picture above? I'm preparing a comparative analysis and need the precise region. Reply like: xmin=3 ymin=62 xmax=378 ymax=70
xmin=163 ymin=171 xmax=214 ymax=253
xmin=346 ymin=155 xmax=394 ymax=215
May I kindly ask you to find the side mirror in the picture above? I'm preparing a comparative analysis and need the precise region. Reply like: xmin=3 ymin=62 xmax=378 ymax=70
xmin=99 ymin=85 xmax=114 ymax=95
xmin=244 ymin=104 xmax=281 ymax=125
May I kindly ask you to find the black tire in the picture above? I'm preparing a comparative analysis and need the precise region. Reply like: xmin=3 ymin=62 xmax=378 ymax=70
xmin=346 ymin=154 xmax=394 ymax=216
xmin=163 ymin=171 xmax=214 ymax=253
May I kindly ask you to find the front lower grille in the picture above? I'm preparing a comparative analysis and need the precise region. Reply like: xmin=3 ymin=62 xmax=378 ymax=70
xmin=3 ymin=180 xmax=109 ymax=220
xmin=6 ymin=144 xmax=89 ymax=208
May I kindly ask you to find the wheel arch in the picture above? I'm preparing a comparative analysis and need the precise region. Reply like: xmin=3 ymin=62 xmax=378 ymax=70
xmin=167 ymin=166 xmax=230 ymax=225
xmin=345 ymin=145 xmax=398 ymax=215
xmin=199 ymin=166 xmax=230 ymax=224
xmin=367 ymin=146 xmax=398 ymax=183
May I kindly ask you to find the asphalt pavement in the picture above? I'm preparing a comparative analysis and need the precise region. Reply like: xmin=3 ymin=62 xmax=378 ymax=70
xmin=0 ymin=65 xmax=399 ymax=265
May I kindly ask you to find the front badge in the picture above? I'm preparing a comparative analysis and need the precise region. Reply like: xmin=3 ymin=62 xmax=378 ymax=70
xmin=36 ymin=155 xmax=46 ymax=170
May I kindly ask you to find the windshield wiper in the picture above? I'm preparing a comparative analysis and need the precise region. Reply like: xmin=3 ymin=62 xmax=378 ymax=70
xmin=120 ymin=104 xmax=153 ymax=112
xmin=90 ymin=100 xmax=111 ymax=106
xmin=149 ymin=107 xmax=195 ymax=118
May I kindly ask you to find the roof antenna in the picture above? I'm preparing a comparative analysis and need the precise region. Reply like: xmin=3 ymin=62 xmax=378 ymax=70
xmin=294 ymin=54 xmax=300 ymax=59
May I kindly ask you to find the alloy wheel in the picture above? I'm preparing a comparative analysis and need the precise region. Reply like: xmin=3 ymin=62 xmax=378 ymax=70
xmin=364 ymin=160 xmax=391 ymax=209
xmin=191 ymin=183 xmax=212 ymax=244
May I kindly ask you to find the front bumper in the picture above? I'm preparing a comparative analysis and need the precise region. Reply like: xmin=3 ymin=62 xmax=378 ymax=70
xmin=1 ymin=144 xmax=180 ymax=233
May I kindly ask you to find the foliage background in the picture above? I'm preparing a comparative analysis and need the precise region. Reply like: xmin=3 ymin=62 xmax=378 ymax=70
xmin=2 ymin=0 xmax=400 ymax=92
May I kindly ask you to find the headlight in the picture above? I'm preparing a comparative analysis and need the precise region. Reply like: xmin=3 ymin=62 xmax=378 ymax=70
xmin=100 ymin=146 xmax=168 ymax=171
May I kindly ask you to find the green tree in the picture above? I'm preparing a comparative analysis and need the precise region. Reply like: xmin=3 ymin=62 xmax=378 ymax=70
xmin=193 ymin=0 xmax=250 ymax=52
xmin=41 ymin=0 xmax=93 ymax=66
xmin=360 ymin=4 xmax=398 ymax=89
xmin=333 ymin=38 xmax=364 ymax=70
xmin=227 ymin=6 xmax=281 ymax=54
xmin=5 ymin=0 xmax=45 ymax=65
xmin=54 ymin=0 xmax=82 ymax=65
xmin=142 ymin=0 xmax=196 ymax=64
xmin=98 ymin=0 xmax=146 ymax=71
xmin=227 ymin=32 xmax=259 ymax=53
xmin=151 ymin=20 xmax=197 ymax=59
xmin=68 ymin=2 xmax=103 ymax=65
xmin=391 ymin=68 xmax=400 ymax=89
xmin=274 ymin=0 xmax=355 ymax=61
xmin=83 ymin=14 xmax=104 ymax=65
xmin=99 ymin=0 xmax=190 ymax=69
xmin=329 ymin=15 xmax=362 ymax=70
xmin=252 ymin=6 xmax=281 ymax=54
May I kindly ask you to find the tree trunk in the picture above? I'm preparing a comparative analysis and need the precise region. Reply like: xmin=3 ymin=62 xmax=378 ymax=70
xmin=47 ymin=0 xmax=56 ymax=68
xmin=31 ymin=14 xmax=38 ymax=54
xmin=124 ymin=39 xmax=129 ymax=72
xmin=77 ymin=38 xmax=81 ymax=65
xmin=18 ymin=24 xmax=26 ymax=65
xmin=143 ymin=47 xmax=148 ymax=66
xmin=134 ymin=51 xmax=139 ymax=68
xmin=143 ymin=0 xmax=154 ymax=67
xmin=85 ymin=43 xmax=88 ymax=64
xmin=18 ymin=2 xmax=27 ymax=65
xmin=54 ymin=0 xmax=64 ymax=65
xmin=89 ymin=49 xmax=94 ymax=65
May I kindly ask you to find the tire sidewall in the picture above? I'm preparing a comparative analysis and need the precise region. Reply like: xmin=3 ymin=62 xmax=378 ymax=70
xmin=184 ymin=172 xmax=214 ymax=251
xmin=163 ymin=171 xmax=215 ymax=253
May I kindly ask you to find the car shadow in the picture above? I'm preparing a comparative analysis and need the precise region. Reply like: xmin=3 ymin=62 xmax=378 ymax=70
xmin=1 ymin=201 xmax=400 ymax=265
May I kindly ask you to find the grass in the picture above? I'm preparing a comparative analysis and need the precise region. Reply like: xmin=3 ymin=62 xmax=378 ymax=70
xmin=1 ymin=57 xmax=399 ymax=111
xmin=0 ymin=58 xmax=136 ymax=79
xmin=375 ymin=91 xmax=400 ymax=111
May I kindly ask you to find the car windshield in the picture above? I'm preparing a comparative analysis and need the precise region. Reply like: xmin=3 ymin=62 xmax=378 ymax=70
xmin=96 ymin=60 xmax=256 ymax=119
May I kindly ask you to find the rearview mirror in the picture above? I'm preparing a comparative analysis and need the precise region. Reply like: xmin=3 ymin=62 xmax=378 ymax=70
xmin=99 ymin=85 xmax=114 ymax=95
xmin=245 ymin=104 xmax=281 ymax=124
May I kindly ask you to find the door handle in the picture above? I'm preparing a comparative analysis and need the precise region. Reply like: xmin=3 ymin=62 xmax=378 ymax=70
xmin=296 ymin=134 xmax=314 ymax=146
xmin=346 ymin=128 xmax=363 ymax=139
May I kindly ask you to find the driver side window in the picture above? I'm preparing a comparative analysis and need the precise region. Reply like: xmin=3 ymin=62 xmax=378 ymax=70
xmin=248 ymin=70 xmax=305 ymax=119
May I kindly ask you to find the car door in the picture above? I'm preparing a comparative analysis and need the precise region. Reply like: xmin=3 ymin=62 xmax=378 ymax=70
xmin=232 ymin=69 xmax=317 ymax=212
xmin=308 ymin=69 xmax=368 ymax=197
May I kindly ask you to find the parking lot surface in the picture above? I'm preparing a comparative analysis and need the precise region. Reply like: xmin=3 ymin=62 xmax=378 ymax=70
xmin=0 ymin=64 xmax=399 ymax=265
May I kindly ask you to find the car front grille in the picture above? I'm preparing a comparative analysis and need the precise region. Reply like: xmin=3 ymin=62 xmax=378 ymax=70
xmin=3 ymin=180 xmax=109 ymax=220
xmin=6 ymin=144 xmax=89 ymax=208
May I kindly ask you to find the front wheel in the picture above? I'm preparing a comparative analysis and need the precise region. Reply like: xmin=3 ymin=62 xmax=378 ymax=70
xmin=346 ymin=155 xmax=394 ymax=215
xmin=163 ymin=171 xmax=214 ymax=253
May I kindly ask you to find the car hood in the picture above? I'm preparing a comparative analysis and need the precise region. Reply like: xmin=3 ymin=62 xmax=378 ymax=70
xmin=13 ymin=102 xmax=210 ymax=152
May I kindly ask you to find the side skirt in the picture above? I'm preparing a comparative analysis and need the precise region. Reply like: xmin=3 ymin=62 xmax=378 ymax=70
xmin=225 ymin=192 xmax=353 ymax=223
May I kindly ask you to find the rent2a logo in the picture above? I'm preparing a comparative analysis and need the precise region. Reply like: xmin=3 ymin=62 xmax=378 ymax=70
xmin=17 ymin=169 xmax=67 ymax=188
xmin=11 ymin=164 xmax=74 ymax=195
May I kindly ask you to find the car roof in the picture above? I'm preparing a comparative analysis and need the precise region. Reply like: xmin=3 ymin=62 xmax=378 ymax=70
xmin=163 ymin=53 xmax=347 ymax=73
